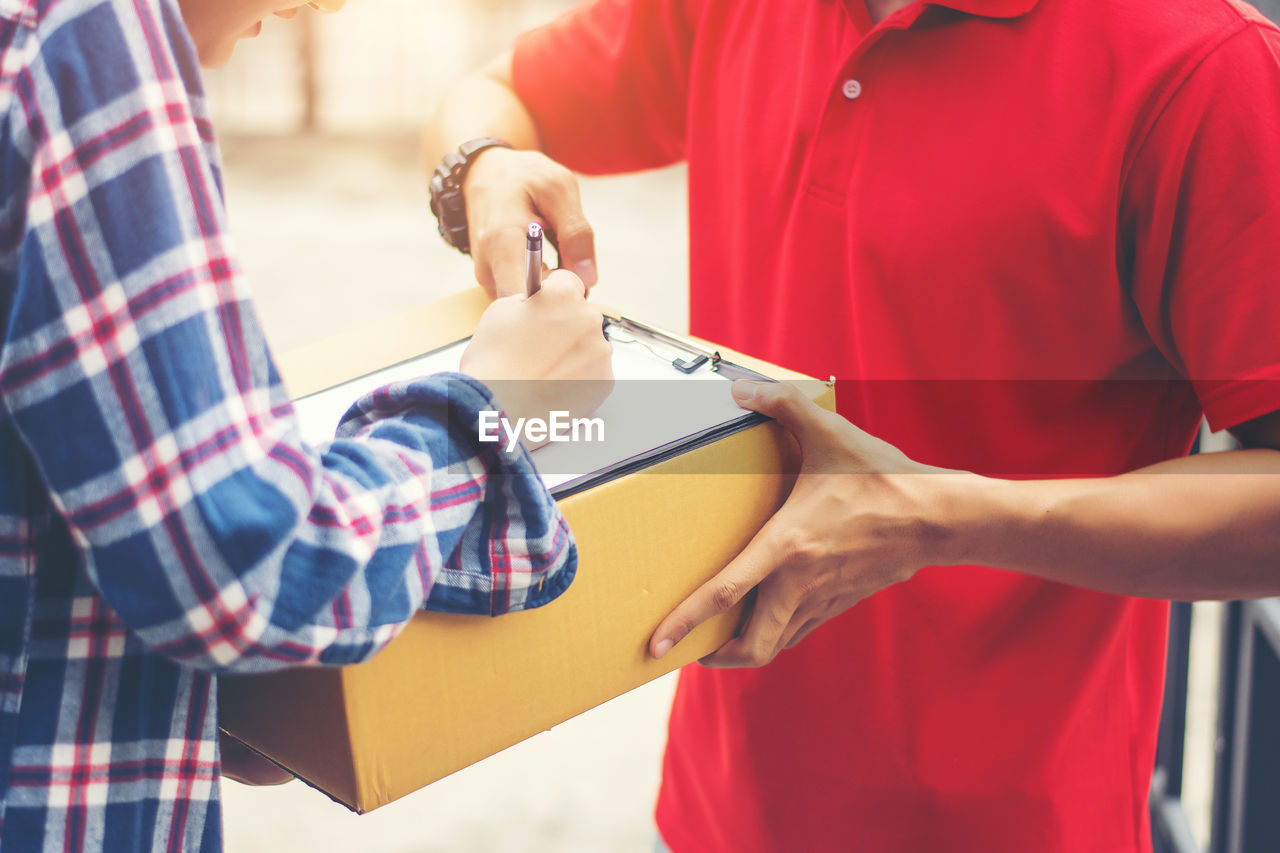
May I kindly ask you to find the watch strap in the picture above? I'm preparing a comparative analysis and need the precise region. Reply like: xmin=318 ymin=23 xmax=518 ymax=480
xmin=429 ymin=137 xmax=512 ymax=254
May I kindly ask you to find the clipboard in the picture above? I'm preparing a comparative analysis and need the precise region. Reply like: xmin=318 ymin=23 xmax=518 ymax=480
xmin=291 ymin=314 xmax=779 ymax=499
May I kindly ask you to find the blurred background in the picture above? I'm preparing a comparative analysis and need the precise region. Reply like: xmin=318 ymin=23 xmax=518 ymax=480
xmin=205 ymin=3 xmax=1230 ymax=851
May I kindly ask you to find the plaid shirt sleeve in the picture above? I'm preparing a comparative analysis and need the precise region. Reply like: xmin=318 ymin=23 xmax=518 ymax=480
xmin=0 ymin=0 xmax=575 ymax=676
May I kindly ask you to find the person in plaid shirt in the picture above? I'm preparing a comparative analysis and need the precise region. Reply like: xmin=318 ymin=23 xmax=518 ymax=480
xmin=0 ymin=0 xmax=613 ymax=850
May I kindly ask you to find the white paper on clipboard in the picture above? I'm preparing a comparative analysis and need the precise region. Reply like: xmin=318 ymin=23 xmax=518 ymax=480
xmin=290 ymin=331 xmax=762 ymax=493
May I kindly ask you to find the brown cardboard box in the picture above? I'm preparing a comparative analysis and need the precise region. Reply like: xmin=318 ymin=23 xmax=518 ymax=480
xmin=217 ymin=288 xmax=835 ymax=812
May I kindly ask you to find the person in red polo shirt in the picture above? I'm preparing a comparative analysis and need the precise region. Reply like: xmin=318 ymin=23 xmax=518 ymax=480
xmin=423 ymin=0 xmax=1280 ymax=849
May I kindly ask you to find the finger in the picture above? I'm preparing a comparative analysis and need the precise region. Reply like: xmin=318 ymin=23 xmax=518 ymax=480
xmin=784 ymin=617 xmax=822 ymax=649
xmin=543 ymin=260 xmax=586 ymax=297
xmin=471 ymin=217 xmax=538 ymax=298
xmin=487 ymin=239 xmax=534 ymax=299
xmin=731 ymin=380 xmax=831 ymax=444
xmin=650 ymin=519 xmax=788 ymax=660
xmin=784 ymin=592 xmax=864 ymax=649
xmin=699 ymin=580 xmax=796 ymax=668
xmin=527 ymin=167 xmax=597 ymax=288
xmin=488 ymin=293 xmax=524 ymax=310
xmin=535 ymin=269 xmax=587 ymax=302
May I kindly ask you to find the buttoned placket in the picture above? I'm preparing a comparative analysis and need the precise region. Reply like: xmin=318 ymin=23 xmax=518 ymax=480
xmin=804 ymin=5 xmax=930 ymax=201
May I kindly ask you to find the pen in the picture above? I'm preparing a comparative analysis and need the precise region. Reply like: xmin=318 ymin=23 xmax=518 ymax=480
xmin=525 ymin=222 xmax=543 ymax=297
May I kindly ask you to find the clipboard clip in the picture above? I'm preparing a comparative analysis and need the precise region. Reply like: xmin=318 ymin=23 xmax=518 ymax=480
xmin=603 ymin=315 xmax=722 ymax=374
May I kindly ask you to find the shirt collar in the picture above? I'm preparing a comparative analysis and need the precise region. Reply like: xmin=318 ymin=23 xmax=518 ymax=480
xmin=922 ymin=0 xmax=1041 ymax=20
xmin=842 ymin=0 xmax=1041 ymax=23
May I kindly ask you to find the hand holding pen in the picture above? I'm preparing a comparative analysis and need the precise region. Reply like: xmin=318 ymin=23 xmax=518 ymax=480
xmin=461 ymin=250 xmax=614 ymax=427
xmin=453 ymin=147 xmax=598 ymax=298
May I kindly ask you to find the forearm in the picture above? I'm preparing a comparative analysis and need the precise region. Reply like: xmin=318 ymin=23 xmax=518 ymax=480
xmin=937 ymin=449 xmax=1280 ymax=599
xmin=423 ymin=52 xmax=541 ymax=166
xmin=69 ymin=376 xmax=573 ymax=673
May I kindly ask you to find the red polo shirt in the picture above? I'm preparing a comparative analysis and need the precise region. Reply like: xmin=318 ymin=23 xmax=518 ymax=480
xmin=514 ymin=0 xmax=1280 ymax=849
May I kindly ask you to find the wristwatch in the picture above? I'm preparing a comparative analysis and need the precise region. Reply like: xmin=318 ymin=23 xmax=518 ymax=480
xmin=429 ymin=137 xmax=512 ymax=254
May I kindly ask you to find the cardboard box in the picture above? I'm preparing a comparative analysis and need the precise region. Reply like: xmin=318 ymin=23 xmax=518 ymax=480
xmin=218 ymin=288 xmax=835 ymax=812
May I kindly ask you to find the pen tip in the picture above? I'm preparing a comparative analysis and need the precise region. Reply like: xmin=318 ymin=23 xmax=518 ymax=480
xmin=527 ymin=222 xmax=542 ymax=239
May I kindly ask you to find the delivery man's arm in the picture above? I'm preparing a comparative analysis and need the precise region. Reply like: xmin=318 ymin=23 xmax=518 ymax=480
xmin=648 ymin=382 xmax=1280 ymax=668
xmin=425 ymin=0 xmax=694 ymax=295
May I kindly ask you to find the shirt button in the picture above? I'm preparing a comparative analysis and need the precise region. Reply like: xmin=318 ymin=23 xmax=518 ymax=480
xmin=842 ymin=79 xmax=863 ymax=100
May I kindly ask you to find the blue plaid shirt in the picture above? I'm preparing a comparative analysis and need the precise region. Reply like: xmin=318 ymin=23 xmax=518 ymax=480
xmin=0 ymin=1 xmax=576 ymax=850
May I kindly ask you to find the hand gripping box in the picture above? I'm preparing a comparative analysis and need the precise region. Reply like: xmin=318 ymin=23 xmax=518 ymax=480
xmin=217 ymin=287 xmax=835 ymax=812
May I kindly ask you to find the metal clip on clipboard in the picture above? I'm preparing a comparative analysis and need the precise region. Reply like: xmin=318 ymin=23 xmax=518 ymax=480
xmin=602 ymin=315 xmax=774 ymax=382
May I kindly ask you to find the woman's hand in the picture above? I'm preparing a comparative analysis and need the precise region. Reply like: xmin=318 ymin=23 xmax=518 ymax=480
xmin=460 ymin=270 xmax=613 ymax=430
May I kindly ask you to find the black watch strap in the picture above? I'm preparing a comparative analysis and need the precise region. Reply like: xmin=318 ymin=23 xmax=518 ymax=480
xmin=429 ymin=137 xmax=512 ymax=254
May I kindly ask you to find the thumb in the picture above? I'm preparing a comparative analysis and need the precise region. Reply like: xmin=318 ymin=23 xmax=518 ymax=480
xmin=549 ymin=216 xmax=597 ymax=289
xmin=482 ymin=244 xmax=530 ymax=299
xmin=527 ymin=175 xmax=597 ymax=288
xmin=732 ymin=380 xmax=826 ymax=442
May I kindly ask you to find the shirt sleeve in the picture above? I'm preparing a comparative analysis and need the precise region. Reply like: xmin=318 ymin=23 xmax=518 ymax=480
xmin=512 ymin=0 xmax=700 ymax=174
xmin=0 ymin=0 xmax=574 ymax=674
xmin=1120 ymin=16 xmax=1280 ymax=432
